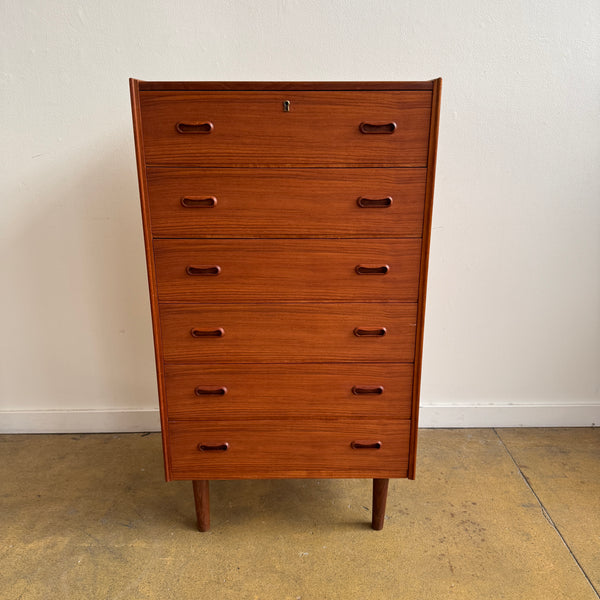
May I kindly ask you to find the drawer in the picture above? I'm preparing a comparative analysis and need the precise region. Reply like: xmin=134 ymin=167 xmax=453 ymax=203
xmin=153 ymin=239 xmax=421 ymax=302
xmin=140 ymin=91 xmax=431 ymax=166
xmin=167 ymin=419 xmax=411 ymax=479
xmin=146 ymin=168 xmax=426 ymax=238
xmin=159 ymin=303 xmax=417 ymax=363
xmin=164 ymin=364 xmax=414 ymax=420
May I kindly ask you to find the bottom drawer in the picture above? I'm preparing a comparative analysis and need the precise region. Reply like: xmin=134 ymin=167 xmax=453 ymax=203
xmin=167 ymin=419 xmax=411 ymax=480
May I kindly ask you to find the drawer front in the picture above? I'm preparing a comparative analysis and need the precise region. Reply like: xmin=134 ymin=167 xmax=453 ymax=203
xmin=140 ymin=91 xmax=431 ymax=166
xmin=164 ymin=364 xmax=414 ymax=420
xmin=147 ymin=168 xmax=426 ymax=238
xmin=159 ymin=303 xmax=417 ymax=363
xmin=168 ymin=419 xmax=411 ymax=479
xmin=153 ymin=239 xmax=421 ymax=302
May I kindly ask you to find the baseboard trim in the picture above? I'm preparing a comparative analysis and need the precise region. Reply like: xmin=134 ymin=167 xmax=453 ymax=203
xmin=0 ymin=403 xmax=598 ymax=433
xmin=419 ymin=402 xmax=600 ymax=428
xmin=0 ymin=409 xmax=162 ymax=434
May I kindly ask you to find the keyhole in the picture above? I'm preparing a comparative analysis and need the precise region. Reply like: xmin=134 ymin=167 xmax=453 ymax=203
xmin=283 ymin=100 xmax=291 ymax=112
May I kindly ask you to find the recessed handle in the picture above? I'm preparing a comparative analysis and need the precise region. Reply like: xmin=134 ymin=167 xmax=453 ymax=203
xmin=353 ymin=327 xmax=387 ymax=337
xmin=190 ymin=328 xmax=225 ymax=338
xmin=176 ymin=121 xmax=214 ymax=134
xmin=357 ymin=196 xmax=393 ymax=208
xmin=197 ymin=442 xmax=229 ymax=452
xmin=359 ymin=122 xmax=396 ymax=134
xmin=181 ymin=196 xmax=217 ymax=208
xmin=186 ymin=265 xmax=221 ymax=276
xmin=351 ymin=440 xmax=382 ymax=449
xmin=355 ymin=265 xmax=389 ymax=275
xmin=352 ymin=386 xmax=384 ymax=395
xmin=194 ymin=386 xmax=228 ymax=396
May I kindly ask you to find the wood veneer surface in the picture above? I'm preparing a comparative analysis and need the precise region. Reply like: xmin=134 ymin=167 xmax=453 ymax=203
xmin=159 ymin=302 xmax=418 ymax=363
xmin=131 ymin=79 xmax=441 ymax=513
xmin=153 ymin=239 xmax=421 ymax=302
xmin=168 ymin=419 xmax=411 ymax=479
xmin=146 ymin=167 xmax=426 ymax=238
xmin=140 ymin=91 xmax=431 ymax=167
xmin=164 ymin=363 xmax=414 ymax=420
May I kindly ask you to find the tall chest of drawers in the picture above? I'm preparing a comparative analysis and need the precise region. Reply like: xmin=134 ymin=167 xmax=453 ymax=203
xmin=130 ymin=79 xmax=441 ymax=531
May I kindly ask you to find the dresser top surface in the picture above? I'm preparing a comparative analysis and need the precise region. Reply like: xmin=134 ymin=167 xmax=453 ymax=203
xmin=133 ymin=79 xmax=439 ymax=92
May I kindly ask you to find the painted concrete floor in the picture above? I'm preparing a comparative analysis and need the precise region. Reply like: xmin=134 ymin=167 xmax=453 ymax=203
xmin=0 ymin=428 xmax=598 ymax=600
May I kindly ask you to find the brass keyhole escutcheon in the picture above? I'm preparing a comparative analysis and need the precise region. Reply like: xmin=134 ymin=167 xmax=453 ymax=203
xmin=283 ymin=100 xmax=291 ymax=112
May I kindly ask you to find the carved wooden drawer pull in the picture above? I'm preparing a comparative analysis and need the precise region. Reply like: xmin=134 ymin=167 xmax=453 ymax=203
xmin=176 ymin=121 xmax=214 ymax=134
xmin=359 ymin=122 xmax=396 ymax=134
xmin=353 ymin=327 xmax=387 ymax=337
xmin=194 ymin=386 xmax=228 ymax=396
xmin=355 ymin=265 xmax=389 ymax=275
xmin=180 ymin=196 xmax=217 ymax=208
xmin=357 ymin=196 xmax=393 ymax=208
xmin=351 ymin=441 xmax=382 ymax=449
xmin=186 ymin=265 xmax=221 ymax=276
xmin=190 ymin=328 xmax=225 ymax=338
xmin=352 ymin=386 xmax=384 ymax=395
xmin=197 ymin=443 xmax=229 ymax=452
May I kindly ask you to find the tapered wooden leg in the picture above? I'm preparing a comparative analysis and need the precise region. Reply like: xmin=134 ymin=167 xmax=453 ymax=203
xmin=372 ymin=478 xmax=389 ymax=530
xmin=193 ymin=480 xmax=210 ymax=532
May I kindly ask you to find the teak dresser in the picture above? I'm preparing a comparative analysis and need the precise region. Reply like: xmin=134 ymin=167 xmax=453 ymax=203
xmin=130 ymin=79 xmax=441 ymax=531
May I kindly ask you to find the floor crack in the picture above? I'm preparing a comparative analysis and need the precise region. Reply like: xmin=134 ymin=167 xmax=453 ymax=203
xmin=494 ymin=428 xmax=599 ymax=599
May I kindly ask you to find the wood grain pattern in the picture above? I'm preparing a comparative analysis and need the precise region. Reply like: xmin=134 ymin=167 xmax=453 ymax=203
xmin=192 ymin=480 xmax=210 ymax=531
xmin=146 ymin=167 xmax=426 ymax=238
xmin=159 ymin=302 xmax=418 ymax=363
xmin=129 ymin=78 xmax=173 ymax=480
xmin=131 ymin=79 xmax=441 ymax=528
xmin=372 ymin=479 xmax=389 ymax=530
xmin=138 ymin=80 xmax=435 ymax=92
xmin=153 ymin=239 xmax=421 ymax=302
xmin=168 ymin=419 xmax=411 ymax=479
xmin=139 ymin=91 xmax=431 ymax=167
xmin=408 ymin=77 xmax=442 ymax=480
xmin=164 ymin=364 xmax=414 ymax=420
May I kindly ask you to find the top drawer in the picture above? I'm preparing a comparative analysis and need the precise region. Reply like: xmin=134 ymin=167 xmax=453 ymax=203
xmin=139 ymin=91 xmax=432 ymax=167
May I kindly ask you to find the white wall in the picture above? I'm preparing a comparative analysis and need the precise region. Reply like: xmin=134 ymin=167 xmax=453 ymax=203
xmin=1 ymin=0 xmax=598 ymax=432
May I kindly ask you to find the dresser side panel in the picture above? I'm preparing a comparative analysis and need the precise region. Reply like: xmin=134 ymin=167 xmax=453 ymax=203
xmin=130 ymin=78 xmax=172 ymax=481
xmin=409 ymin=78 xmax=442 ymax=479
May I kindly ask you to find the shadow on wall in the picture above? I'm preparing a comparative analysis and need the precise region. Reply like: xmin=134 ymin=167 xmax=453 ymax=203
xmin=0 ymin=128 xmax=157 ymax=412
